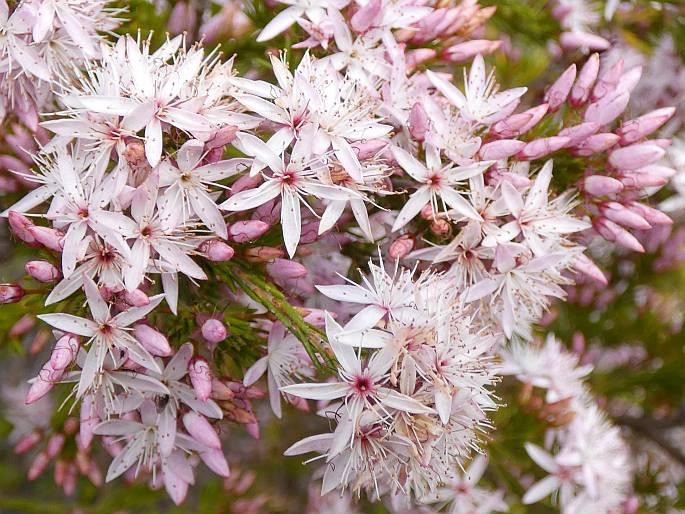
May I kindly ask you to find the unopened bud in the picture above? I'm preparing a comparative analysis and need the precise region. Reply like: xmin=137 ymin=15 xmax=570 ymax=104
xmin=26 ymin=260 xmax=61 ymax=282
xmin=228 ymin=220 xmax=270 ymax=243
xmin=0 ymin=283 xmax=24 ymax=304
xmin=200 ymin=239 xmax=235 ymax=261
xmin=201 ymin=319 xmax=228 ymax=344
xmin=189 ymin=356 xmax=213 ymax=400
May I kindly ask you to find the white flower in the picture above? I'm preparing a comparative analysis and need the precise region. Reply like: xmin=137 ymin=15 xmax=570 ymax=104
xmin=256 ymin=0 xmax=350 ymax=42
xmin=390 ymin=144 xmax=492 ymax=231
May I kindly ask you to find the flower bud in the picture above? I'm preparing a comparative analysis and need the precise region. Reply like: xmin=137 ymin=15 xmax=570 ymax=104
xmin=8 ymin=211 xmax=36 ymax=244
xmin=189 ymin=356 xmax=213 ymax=400
xmin=570 ymin=53 xmax=600 ymax=107
xmin=583 ymin=175 xmax=623 ymax=196
xmin=430 ymin=218 xmax=450 ymax=235
xmin=558 ymin=122 xmax=599 ymax=147
xmin=572 ymin=133 xmax=620 ymax=156
xmin=405 ymin=48 xmax=436 ymax=70
xmin=619 ymin=65 xmax=643 ymax=94
xmin=617 ymin=107 xmax=676 ymax=145
xmin=123 ymin=288 xmax=150 ymax=307
xmin=228 ymin=220 xmax=270 ymax=243
xmin=479 ymin=139 xmax=526 ymax=160
xmin=133 ymin=324 xmax=173 ymax=356
xmin=559 ymin=31 xmax=610 ymax=51
xmin=608 ymin=143 xmax=665 ymax=170
xmin=408 ymin=102 xmax=428 ymax=142
xmin=46 ymin=433 xmax=66 ymax=458
xmin=627 ymin=202 xmax=672 ymax=226
xmin=199 ymin=448 xmax=230 ymax=477
xmin=200 ymin=239 xmax=235 ymax=261
xmin=168 ymin=1 xmax=197 ymax=35
xmin=600 ymin=202 xmax=651 ymax=230
xmin=0 ymin=283 xmax=24 ymax=304
xmin=25 ymin=260 xmax=61 ymax=282
xmin=201 ymin=319 xmax=228 ymax=344
xmin=619 ymin=172 xmax=667 ymax=189
xmin=442 ymin=39 xmax=500 ymax=63
xmin=25 ymin=361 xmax=63 ymax=404
xmin=183 ymin=411 xmax=222 ymax=450
xmin=14 ymin=430 xmax=42 ymax=454
xmin=27 ymin=451 xmax=50 ymax=481
xmin=9 ymin=314 xmax=35 ymax=338
xmin=515 ymin=104 xmax=549 ymax=135
xmin=266 ymin=258 xmax=307 ymax=280
xmin=518 ymin=137 xmax=570 ymax=160
xmin=351 ymin=139 xmax=388 ymax=160
xmin=351 ymin=0 xmax=381 ymax=33
xmin=388 ymin=235 xmax=415 ymax=259
xmin=206 ymin=125 xmax=239 ymax=150
xmin=243 ymin=246 xmax=284 ymax=263
xmin=594 ymin=218 xmax=644 ymax=252
xmin=584 ymin=89 xmax=630 ymax=126
xmin=545 ymin=64 xmax=576 ymax=111
xmin=230 ymin=173 xmax=263 ymax=194
xmin=50 ymin=334 xmax=80 ymax=370
xmin=29 ymin=226 xmax=63 ymax=252
xmin=592 ymin=58 xmax=624 ymax=101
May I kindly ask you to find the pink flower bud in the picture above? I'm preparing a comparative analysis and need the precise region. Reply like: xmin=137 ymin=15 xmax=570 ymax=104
xmin=572 ymin=331 xmax=586 ymax=354
xmin=545 ymin=64 xmax=576 ymax=111
xmin=559 ymin=31 xmax=610 ymax=51
xmin=430 ymin=219 xmax=450 ymax=235
xmin=14 ymin=430 xmax=42 ymax=454
xmin=27 ymin=451 xmax=50 ymax=481
xmin=29 ymin=226 xmax=63 ymax=252
xmin=479 ymin=139 xmax=526 ymax=160
xmin=201 ymin=319 xmax=228 ymax=344
xmin=608 ymin=143 xmax=665 ymax=170
xmin=619 ymin=172 xmax=667 ymax=189
xmin=491 ymin=112 xmax=534 ymax=138
xmin=559 ymin=122 xmax=599 ymax=146
xmin=79 ymin=395 xmax=98 ymax=449
xmin=183 ymin=411 xmax=222 ymax=450
xmin=123 ymin=288 xmax=150 ymax=307
xmin=168 ymin=1 xmax=197 ymax=35
xmin=592 ymin=58 xmax=624 ymax=101
xmin=189 ymin=356 xmax=213 ymax=400
xmin=584 ymin=89 xmax=630 ymax=126
xmin=572 ymin=133 xmax=620 ymax=156
xmin=442 ymin=40 xmax=500 ymax=63
xmin=9 ymin=314 xmax=35 ymax=338
xmin=46 ymin=433 xmax=66 ymax=458
xmin=351 ymin=139 xmax=388 ymax=160
xmin=600 ymin=202 xmax=651 ymax=230
xmin=570 ymin=53 xmax=600 ymax=107
xmin=211 ymin=379 xmax=235 ymax=401
xmin=25 ymin=260 xmax=61 ymax=282
xmin=230 ymin=173 xmax=263 ymax=194
xmin=351 ymin=0 xmax=381 ymax=33
xmin=200 ymin=239 xmax=235 ymax=261
xmin=206 ymin=125 xmax=239 ymax=150
xmin=519 ymin=136 xmax=570 ymax=160
xmin=617 ymin=107 xmax=676 ymax=145
xmin=0 ymin=283 xmax=24 ymax=304
xmin=619 ymin=65 xmax=643 ymax=94
xmin=405 ymin=49 xmax=436 ymax=70
xmin=50 ymin=334 xmax=80 ymax=370
xmin=228 ymin=220 xmax=270 ymax=243
xmin=388 ymin=235 xmax=415 ymax=259
xmin=8 ymin=211 xmax=37 ymax=244
xmin=408 ymin=102 xmax=429 ymax=142
xmin=133 ymin=324 xmax=172 ymax=356
xmin=266 ymin=258 xmax=307 ymax=280
xmin=583 ymin=175 xmax=623 ymax=196
xmin=26 ymin=361 xmax=64 ymax=404
xmin=516 ymin=104 xmax=549 ymax=135
xmin=627 ymin=202 xmax=672 ymax=226
xmin=244 ymin=246 xmax=284 ymax=263
xmin=594 ymin=218 xmax=644 ymax=252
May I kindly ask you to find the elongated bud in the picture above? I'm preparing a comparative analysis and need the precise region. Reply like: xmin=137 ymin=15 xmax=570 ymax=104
xmin=50 ymin=334 xmax=80 ymax=370
xmin=46 ymin=433 xmax=66 ymax=458
xmin=491 ymin=112 xmax=534 ymax=138
xmin=559 ymin=122 xmax=599 ymax=147
xmin=519 ymin=137 xmax=570 ymax=160
xmin=228 ymin=220 xmax=270 ymax=243
xmin=584 ymin=89 xmax=630 ymax=126
xmin=351 ymin=139 xmax=388 ymax=160
xmin=211 ymin=378 xmax=235 ymax=401
xmin=619 ymin=65 xmax=643 ymax=94
xmin=389 ymin=235 xmax=415 ymax=259
xmin=0 ymin=283 xmax=24 ymax=304
xmin=14 ymin=430 xmax=42 ymax=454
xmin=230 ymin=174 xmax=262 ymax=194
xmin=408 ymin=103 xmax=428 ymax=142
xmin=600 ymin=202 xmax=651 ymax=230
xmin=80 ymin=395 xmax=98 ymax=449
xmin=545 ymin=64 xmax=576 ymax=111
xmin=594 ymin=218 xmax=644 ymax=252
xmin=583 ymin=175 xmax=623 ymax=196
xmin=592 ymin=58 xmax=624 ymax=101
xmin=572 ymin=133 xmax=620 ymax=156
xmin=570 ymin=53 xmax=600 ymax=107
xmin=406 ymin=48 xmax=436 ymax=69
xmin=168 ymin=1 xmax=197 ymax=34
xmin=199 ymin=448 xmax=230 ymax=477
xmin=206 ymin=125 xmax=239 ymax=150
xmin=243 ymin=246 xmax=284 ymax=263
xmin=123 ymin=288 xmax=150 ymax=307
xmin=560 ymin=31 xmax=610 ymax=51
xmin=27 ymin=451 xmax=50 ymax=481
xmin=627 ymin=202 xmax=672 ymax=226
xmin=608 ymin=143 xmax=665 ymax=170
xmin=10 ymin=314 xmax=35 ymax=337
xmin=617 ymin=107 xmax=676 ymax=145
xmin=8 ymin=211 xmax=37 ymax=244
xmin=183 ymin=411 xmax=222 ymax=450
xmin=133 ymin=324 xmax=172 ymax=356
xmin=25 ymin=361 xmax=62 ymax=404
xmin=189 ymin=356 xmax=213 ymax=401
xmin=619 ymin=172 xmax=667 ymax=189
xmin=25 ymin=260 xmax=61 ymax=282
xmin=266 ymin=258 xmax=307 ymax=280
xmin=200 ymin=239 xmax=235 ymax=261
xmin=516 ymin=104 xmax=549 ymax=135
xmin=442 ymin=39 xmax=500 ymax=63
xmin=201 ymin=319 xmax=228 ymax=344
xmin=479 ymin=139 xmax=526 ymax=160
xmin=29 ymin=226 xmax=63 ymax=252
